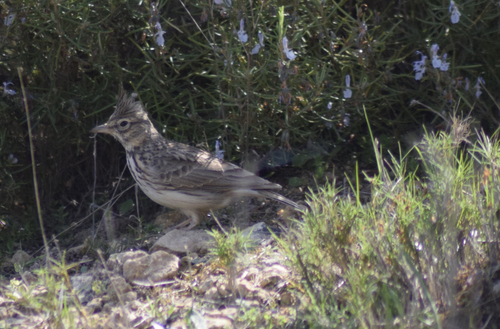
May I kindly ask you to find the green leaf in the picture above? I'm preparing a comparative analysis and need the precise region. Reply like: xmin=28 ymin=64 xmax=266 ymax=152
xmin=288 ymin=177 xmax=303 ymax=187
xmin=118 ymin=199 xmax=134 ymax=215
xmin=278 ymin=6 xmax=284 ymax=39
xmin=292 ymin=152 xmax=314 ymax=167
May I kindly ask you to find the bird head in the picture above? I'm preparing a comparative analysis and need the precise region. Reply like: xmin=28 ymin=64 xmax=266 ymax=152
xmin=91 ymin=91 xmax=159 ymax=149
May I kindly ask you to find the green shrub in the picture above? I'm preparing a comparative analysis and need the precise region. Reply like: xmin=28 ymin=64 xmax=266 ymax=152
xmin=280 ymin=117 xmax=500 ymax=327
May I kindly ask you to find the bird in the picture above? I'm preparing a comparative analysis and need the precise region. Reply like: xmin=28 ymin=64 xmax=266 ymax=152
xmin=91 ymin=90 xmax=303 ymax=230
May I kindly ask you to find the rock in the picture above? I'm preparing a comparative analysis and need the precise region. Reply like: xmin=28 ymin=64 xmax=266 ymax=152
xmin=198 ymin=277 xmax=216 ymax=294
xmin=11 ymin=250 xmax=32 ymax=267
xmin=214 ymin=306 xmax=238 ymax=318
xmin=260 ymin=264 xmax=289 ymax=288
xmin=106 ymin=307 xmax=129 ymax=328
xmin=102 ymin=300 xmax=114 ymax=313
xmin=151 ymin=229 xmax=213 ymax=255
xmin=236 ymin=279 xmax=254 ymax=298
xmin=123 ymin=291 xmax=137 ymax=302
xmin=71 ymin=273 xmax=95 ymax=303
xmin=178 ymin=254 xmax=197 ymax=273
xmin=254 ymin=289 xmax=271 ymax=303
xmin=150 ymin=321 xmax=166 ymax=329
xmin=0 ymin=295 xmax=9 ymax=307
xmin=123 ymin=251 xmax=179 ymax=286
xmin=241 ymin=222 xmax=271 ymax=245
xmin=280 ymin=291 xmax=294 ymax=306
xmin=107 ymin=277 xmax=132 ymax=301
xmin=205 ymin=316 xmax=232 ymax=329
xmin=203 ymin=308 xmax=237 ymax=328
xmin=106 ymin=250 xmax=148 ymax=274
xmin=189 ymin=309 xmax=208 ymax=329
xmin=86 ymin=298 xmax=103 ymax=314
xmin=238 ymin=267 xmax=259 ymax=282
xmin=128 ymin=300 xmax=142 ymax=311
xmin=205 ymin=286 xmax=219 ymax=300
xmin=0 ymin=307 xmax=9 ymax=320
xmin=217 ymin=282 xmax=231 ymax=298
xmin=260 ymin=274 xmax=280 ymax=288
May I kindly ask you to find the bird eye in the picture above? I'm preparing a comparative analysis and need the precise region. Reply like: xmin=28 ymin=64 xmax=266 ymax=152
xmin=118 ymin=120 xmax=129 ymax=129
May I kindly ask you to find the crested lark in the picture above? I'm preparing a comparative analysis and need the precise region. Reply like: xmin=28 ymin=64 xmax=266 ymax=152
xmin=91 ymin=91 xmax=303 ymax=230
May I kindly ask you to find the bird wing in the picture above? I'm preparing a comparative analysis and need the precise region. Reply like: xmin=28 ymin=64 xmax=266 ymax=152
xmin=145 ymin=141 xmax=281 ymax=192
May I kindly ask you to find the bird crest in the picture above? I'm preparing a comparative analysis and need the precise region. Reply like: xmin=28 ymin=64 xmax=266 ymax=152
xmin=111 ymin=89 xmax=149 ymax=121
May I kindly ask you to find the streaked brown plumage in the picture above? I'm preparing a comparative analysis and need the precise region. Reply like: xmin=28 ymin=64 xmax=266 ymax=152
xmin=91 ymin=91 xmax=302 ymax=229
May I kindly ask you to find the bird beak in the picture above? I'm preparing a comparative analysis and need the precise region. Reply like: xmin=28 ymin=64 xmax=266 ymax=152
xmin=90 ymin=123 xmax=110 ymax=134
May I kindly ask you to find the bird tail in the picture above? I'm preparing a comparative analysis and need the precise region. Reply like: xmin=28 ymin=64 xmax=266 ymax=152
xmin=259 ymin=191 xmax=306 ymax=211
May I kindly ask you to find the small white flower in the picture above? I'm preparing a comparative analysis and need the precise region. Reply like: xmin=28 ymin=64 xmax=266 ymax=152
xmin=474 ymin=77 xmax=485 ymax=99
xmin=155 ymin=29 xmax=166 ymax=46
xmin=251 ymin=32 xmax=264 ymax=55
xmin=361 ymin=21 xmax=367 ymax=33
xmin=150 ymin=2 xmax=157 ymax=15
xmin=413 ymin=51 xmax=427 ymax=80
xmin=465 ymin=77 xmax=470 ymax=90
xmin=237 ymin=19 xmax=248 ymax=43
xmin=155 ymin=22 xmax=162 ymax=30
xmin=415 ymin=70 xmax=425 ymax=81
xmin=282 ymin=37 xmax=296 ymax=60
xmin=432 ymin=57 xmax=441 ymax=68
xmin=430 ymin=44 xmax=441 ymax=68
xmin=8 ymin=154 xmax=18 ymax=164
xmin=440 ymin=53 xmax=449 ymax=71
xmin=224 ymin=55 xmax=233 ymax=67
xmin=3 ymin=82 xmax=16 ymax=96
xmin=4 ymin=13 xmax=15 ymax=27
xmin=343 ymin=113 xmax=351 ymax=127
xmin=215 ymin=140 xmax=224 ymax=159
xmin=251 ymin=44 xmax=260 ymax=55
xmin=430 ymin=44 xmax=439 ymax=55
xmin=413 ymin=51 xmax=426 ymax=71
xmin=343 ymin=74 xmax=352 ymax=99
xmin=449 ymin=1 xmax=461 ymax=24
xmin=345 ymin=74 xmax=351 ymax=87
xmin=358 ymin=21 xmax=367 ymax=40
xmin=327 ymin=101 xmax=333 ymax=110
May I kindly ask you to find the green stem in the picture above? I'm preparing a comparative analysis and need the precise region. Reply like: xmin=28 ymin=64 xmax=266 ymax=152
xmin=17 ymin=67 xmax=50 ymax=268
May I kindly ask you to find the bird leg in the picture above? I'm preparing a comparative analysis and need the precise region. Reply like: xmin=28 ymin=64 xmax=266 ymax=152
xmin=173 ymin=218 xmax=193 ymax=229
xmin=174 ymin=210 xmax=204 ymax=230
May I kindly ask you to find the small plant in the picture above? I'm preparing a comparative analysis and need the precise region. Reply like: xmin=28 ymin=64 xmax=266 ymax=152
xmin=208 ymin=225 xmax=250 ymax=268
xmin=2 ymin=259 xmax=89 ymax=328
